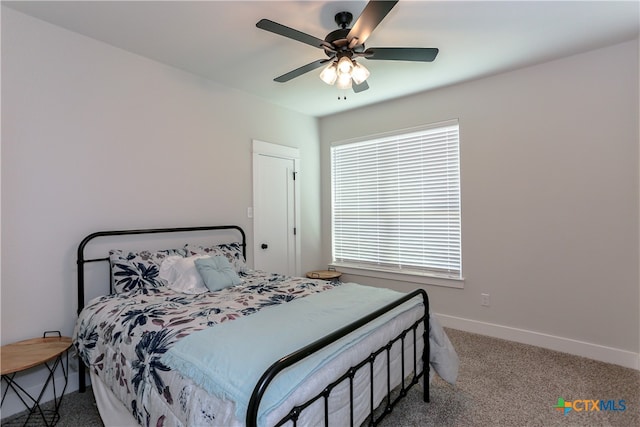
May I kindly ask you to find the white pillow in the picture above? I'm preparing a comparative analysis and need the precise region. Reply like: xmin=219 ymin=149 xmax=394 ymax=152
xmin=160 ymin=255 xmax=209 ymax=294
xmin=159 ymin=255 xmax=182 ymax=284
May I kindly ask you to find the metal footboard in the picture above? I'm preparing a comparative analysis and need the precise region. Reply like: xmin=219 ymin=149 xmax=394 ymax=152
xmin=247 ymin=289 xmax=430 ymax=427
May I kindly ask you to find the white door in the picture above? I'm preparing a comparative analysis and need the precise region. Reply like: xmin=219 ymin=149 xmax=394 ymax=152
xmin=252 ymin=140 xmax=300 ymax=276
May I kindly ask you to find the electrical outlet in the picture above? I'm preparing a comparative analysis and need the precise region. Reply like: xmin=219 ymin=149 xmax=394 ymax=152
xmin=481 ymin=293 xmax=490 ymax=307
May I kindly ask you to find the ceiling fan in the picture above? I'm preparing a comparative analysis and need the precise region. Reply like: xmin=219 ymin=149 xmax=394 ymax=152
xmin=256 ymin=0 xmax=439 ymax=93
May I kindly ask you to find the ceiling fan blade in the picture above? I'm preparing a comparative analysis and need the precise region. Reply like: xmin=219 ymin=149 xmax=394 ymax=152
xmin=274 ymin=59 xmax=331 ymax=83
xmin=347 ymin=0 xmax=398 ymax=47
xmin=364 ymin=47 xmax=439 ymax=62
xmin=353 ymin=80 xmax=369 ymax=93
xmin=257 ymin=19 xmax=329 ymax=50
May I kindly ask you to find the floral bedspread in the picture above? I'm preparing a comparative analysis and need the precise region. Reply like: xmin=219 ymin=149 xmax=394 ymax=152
xmin=73 ymin=270 xmax=339 ymax=426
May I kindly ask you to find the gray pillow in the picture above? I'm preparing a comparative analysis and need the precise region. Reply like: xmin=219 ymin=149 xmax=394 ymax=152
xmin=195 ymin=255 xmax=243 ymax=292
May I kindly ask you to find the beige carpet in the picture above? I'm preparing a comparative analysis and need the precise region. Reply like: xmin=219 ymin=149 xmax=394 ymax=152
xmin=381 ymin=328 xmax=639 ymax=427
xmin=3 ymin=328 xmax=638 ymax=426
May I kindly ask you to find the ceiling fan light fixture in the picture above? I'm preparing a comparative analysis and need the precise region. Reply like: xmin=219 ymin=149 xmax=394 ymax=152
xmin=319 ymin=62 xmax=338 ymax=85
xmin=351 ymin=61 xmax=370 ymax=85
xmin=321 ymin=57 xmax=368 ymax=88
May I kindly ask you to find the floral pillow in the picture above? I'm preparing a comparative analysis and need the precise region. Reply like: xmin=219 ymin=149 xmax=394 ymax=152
xmin=184 ymin=242 xmax=247 ymax=273
xmin=109 ymin=248 xmax=186 ymax=294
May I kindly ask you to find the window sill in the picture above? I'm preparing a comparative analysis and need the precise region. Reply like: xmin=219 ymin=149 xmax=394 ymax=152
xmin=329 ymin=263 xmax=464 ymax=289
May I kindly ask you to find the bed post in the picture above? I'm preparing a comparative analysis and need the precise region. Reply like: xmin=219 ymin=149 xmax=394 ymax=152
xmin=423 ymin=290 xmax=430 ymax=402
xmin=76 ymin=232 xmax=96 ymax=393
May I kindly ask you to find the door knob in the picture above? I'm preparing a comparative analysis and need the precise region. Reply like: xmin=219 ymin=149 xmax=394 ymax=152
xmin=261 ymin=243 xmax=268 ymax=249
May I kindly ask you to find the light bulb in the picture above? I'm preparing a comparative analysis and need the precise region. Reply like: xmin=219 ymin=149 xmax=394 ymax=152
xmin=319 ymin=62 xmax=338 ymax=85
xmin=337 ymin=56 xmax=353 ymax=75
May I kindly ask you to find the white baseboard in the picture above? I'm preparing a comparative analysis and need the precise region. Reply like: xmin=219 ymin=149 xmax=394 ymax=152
xmin=435 ymin=313 xmax=640 ymax=371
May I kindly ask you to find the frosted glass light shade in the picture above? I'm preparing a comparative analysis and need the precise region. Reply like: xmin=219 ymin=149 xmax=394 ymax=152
xmin=336 ymin=73 xmax=353 ymax=90
xmin=319 ymin=63 xmax=338 ymax=85
xmin=351 ymin=62 xmax=370 ymax=85
xmin=337 ymin=56 xmax=353 ymax=74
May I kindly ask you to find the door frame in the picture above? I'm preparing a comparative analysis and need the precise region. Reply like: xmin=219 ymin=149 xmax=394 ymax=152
xmin=252 ymin=139 xmax=301 ymax=276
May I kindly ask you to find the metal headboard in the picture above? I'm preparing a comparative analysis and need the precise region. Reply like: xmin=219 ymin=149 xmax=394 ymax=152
xmin=75 ymin=225 xmax=246 ymax=392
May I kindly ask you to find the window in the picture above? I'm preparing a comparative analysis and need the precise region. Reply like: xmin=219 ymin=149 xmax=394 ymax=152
xmin=331 ymin=119 xmax=462 ymax=282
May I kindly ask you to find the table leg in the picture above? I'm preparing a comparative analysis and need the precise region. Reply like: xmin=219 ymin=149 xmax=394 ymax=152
xmin=1 ymin=351 xmax=69 ymax=426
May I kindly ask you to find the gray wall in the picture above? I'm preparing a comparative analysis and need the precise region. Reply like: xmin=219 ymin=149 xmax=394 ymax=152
xmin=320 ymin=39 xmax=639 ymax=368
xmin=0 ymin=7 xmax=322 ymax=415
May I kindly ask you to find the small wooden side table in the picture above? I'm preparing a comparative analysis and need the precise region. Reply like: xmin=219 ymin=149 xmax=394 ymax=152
xmin=306 ymin=270 xmax=342 ymax=281
xmin=1 ymin=331 xmax=72 ymax=426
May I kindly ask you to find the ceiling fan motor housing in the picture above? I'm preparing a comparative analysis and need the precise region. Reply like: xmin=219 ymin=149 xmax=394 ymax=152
xmin=334 ymin=11 xmax=353 ymax=28
xmin=324 ymin=12 xmax=366 ymax=57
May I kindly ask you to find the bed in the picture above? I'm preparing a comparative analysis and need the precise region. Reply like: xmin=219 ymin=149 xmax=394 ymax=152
xmin=73 ymin=225 xmax=458 ymax=426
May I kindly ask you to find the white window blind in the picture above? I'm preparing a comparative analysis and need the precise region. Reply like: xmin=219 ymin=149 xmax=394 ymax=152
xmin=331 ymin=120 xmax=461 ymax=278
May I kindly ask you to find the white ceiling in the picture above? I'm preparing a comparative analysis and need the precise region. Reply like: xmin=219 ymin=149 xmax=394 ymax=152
xmin=4 ymin=1 xmax=639 ymax=117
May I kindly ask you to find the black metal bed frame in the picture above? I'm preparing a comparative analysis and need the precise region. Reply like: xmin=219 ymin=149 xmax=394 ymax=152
xmin=76 ymin=225 xmax=430 ymax=426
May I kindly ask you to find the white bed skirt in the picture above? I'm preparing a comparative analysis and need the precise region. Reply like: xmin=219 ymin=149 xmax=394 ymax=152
xmin=91 ymin=371 xmax=139 ymax=427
